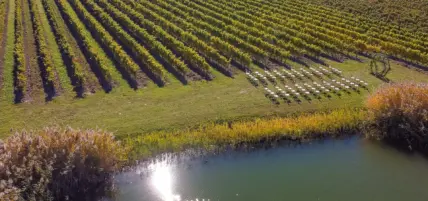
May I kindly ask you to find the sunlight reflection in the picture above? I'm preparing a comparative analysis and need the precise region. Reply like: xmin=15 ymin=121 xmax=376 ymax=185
xmin=148 ymin=161 xmax=181 ymax=201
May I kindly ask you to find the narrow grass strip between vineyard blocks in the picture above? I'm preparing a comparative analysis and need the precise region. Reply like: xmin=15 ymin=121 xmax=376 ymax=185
xmin=0 ymin=0 xmax=15 ymax=103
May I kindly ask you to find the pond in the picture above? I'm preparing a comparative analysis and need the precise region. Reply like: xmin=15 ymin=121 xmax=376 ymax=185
xmin=108 ymin=137 xmax=428 ymax=201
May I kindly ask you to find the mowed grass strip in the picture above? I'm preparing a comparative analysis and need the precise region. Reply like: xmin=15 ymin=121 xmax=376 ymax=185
xmin=0 ymin=0 xmax=15 ymax=103
xmin=22 ymin=0 xmax=45 ymax=102
xmin=0 ymin=0 xmax=9 ymax=93
xmin=0 ymin=1 xmax=7 ymax=51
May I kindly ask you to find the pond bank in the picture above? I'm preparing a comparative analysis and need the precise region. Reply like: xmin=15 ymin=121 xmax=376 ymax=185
xmin=123 ymin=108 xmax=367 ymax=161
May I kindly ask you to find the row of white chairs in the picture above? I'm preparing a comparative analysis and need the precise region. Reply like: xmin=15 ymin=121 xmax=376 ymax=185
xmin=315 ymin=66 xmax=331 ymax=75
xmin=264 ymin=70 xmax=279 ymax=81
xmin=290 ymin=69 xmax=306 ymax=78
xmin=272 ymin=70 xmax=287 ymax=80
xmin=245 ymin=72 xmax=260 ymax=83
xmin=328 ymin=66 xmax=342 ymax=75
xmin=247 ymin=66 xmax=353 ymax=87
xmin=263 ymin=77 xmax=370 ymax=101
xmin=251 ymin=66 xmax=338 ymax=82
xmin=324 ymin=77 xmax=368 ymax=91
xmin=264 ymin=87 xmax=281 ymax=99
xmin=300 ymin=68 xmax=314 ymax=77
xmin=308 ymin=67 xmax=327 ymax=77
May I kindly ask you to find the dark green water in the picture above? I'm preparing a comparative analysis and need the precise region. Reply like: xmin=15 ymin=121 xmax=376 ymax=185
xmin=111 ymin=138 xmax=428 ymax=201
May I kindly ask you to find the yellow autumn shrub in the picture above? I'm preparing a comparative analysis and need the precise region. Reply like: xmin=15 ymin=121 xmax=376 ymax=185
xmin=366 ymin=82 xmax=428 ymax=150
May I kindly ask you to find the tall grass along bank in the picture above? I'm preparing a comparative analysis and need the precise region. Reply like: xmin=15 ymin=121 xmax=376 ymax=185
xmin=0 ymin=128 xmax=127 ymax=201
xmin=125 ymin=108 xmax=366 ymax=160
xmin=366 ymin=82 xmax=428 ymax=151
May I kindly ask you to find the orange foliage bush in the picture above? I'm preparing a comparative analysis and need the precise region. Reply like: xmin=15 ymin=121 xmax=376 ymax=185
xmin=366 ymin=82 xmax=428 ymax=150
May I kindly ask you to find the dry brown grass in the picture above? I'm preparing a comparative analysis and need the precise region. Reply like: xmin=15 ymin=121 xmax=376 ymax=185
xmin=366 ymin=82 xmax=428 ymax=150
xmin=0 ymin=128 xmax=127 ymax=201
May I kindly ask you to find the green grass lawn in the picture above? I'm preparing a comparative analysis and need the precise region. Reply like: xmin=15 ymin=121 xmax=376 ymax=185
xmin=1 ymin=58 xmax=427 ymax=139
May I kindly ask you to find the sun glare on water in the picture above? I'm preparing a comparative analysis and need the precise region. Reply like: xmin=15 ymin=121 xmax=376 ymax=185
xmin=149 ymin=162 xmax=181 ymax=201
xmin=146 ymin=159 xmax=210 ymax=201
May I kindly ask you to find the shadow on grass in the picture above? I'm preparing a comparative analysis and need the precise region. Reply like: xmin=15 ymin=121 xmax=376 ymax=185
xmin=390 ymin=56 xmax=428 ymax=72
xmin=269 ymin=58 xmax=291 ymax=68
xmin=321 ymin=53 xmax=344 ymax=63
xmin=264 ymin=94 xmax=280 ymax=105
xmin=13 ymin=62 xmax=25 ymax=104
xmin=290 ymin=56 xmax=310 ymax=67
xmin=151 ymin=53 xmax=188 ymax=85
xmin=346 ymin=54 xmax=364 ymax=62
xmin=108 ymin=57 xmax=139 ymax=90
xmin=254 ymin=59 xmax=271 ymax=70
xmin=231 ymin=60 xmax=251 ymax=72
xmin=60 ymin=51 xmax=85 ymax=98
xmin=305 ymin=55 xmax=328 ymax=66
xmin=36 ymin=57 xmax=57 ymax=102
xmin=206 ymin=58 xmax=234 ymax=78
xmin=370 ymin=73 xmax=391 ymax=83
